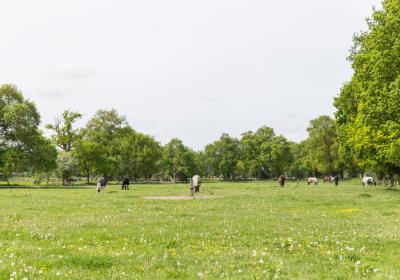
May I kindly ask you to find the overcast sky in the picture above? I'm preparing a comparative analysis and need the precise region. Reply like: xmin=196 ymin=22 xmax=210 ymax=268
xmin=0 ymin=0 xmax=381 ymax=150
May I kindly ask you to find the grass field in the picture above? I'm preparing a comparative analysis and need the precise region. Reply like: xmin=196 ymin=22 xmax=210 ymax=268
xmin=1 ymin=181 xmax=400 ymax=279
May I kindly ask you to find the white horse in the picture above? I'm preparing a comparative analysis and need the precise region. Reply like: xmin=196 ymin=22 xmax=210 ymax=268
xmin=97 ymin=176 xmax=107 ymax=194
xmin=189 ymin=175 xmax=201 ymax=196
xmin=307 ymin=177 xmax=318 ymax=186
xmin=362 ymin=176 xmax=375 ymax=187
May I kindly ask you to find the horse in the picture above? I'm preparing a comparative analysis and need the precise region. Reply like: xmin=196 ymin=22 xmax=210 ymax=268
xmin=323 ymin=176 xmax=334 ymax=183
xmin=278 ymin=175 xmax=286 ymax=187
xmin=33 ymin=178 xmax=42 ymax=187
xmin=121 ymin=177 xmax=130 ymax=190
xmin=362 ymin=176 xmax=376 ymax=187
xmin=97 ymin=176 xmax=107 ymax=194
xmin=190 ymin=175 xmax=201 ymax=196
xmin=307 ymin=177 xmax=318 ymax=186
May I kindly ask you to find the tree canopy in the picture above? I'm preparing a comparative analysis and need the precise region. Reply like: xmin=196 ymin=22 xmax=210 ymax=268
xmin=334 ymin=0 xmax=400 ymax=179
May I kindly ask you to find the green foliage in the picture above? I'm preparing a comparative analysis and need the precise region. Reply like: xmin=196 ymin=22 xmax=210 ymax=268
xmin=119 ymin=132 xmax=162 ymax=180
xmin=305 ymin=116 xmax=339 ymax=175
xmin=162 ymin=138 xmax=200 ymax=181
xmin=45 ymin=110 xmax=82 ymax=152
xmin=205 ymin=133 xmax=240 ymax=180
xmin=334 ymin=0 xmax=400 ymax=177
xmin=80 ymin=109 xmax=133 ymax=180
xmin=73 ymin=139 xmax=108 ymax=183
xmin=240 ymin=127 xmax=292 ymax=178
xmin=0 ymin=84 xmax=57 ymax=181
xmin=56 ymin=151 xmax=78 ymax=184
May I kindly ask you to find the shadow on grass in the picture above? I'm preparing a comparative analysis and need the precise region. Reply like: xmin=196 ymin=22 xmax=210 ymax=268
xmin=383 ymin=187 xmax=400 ymax=192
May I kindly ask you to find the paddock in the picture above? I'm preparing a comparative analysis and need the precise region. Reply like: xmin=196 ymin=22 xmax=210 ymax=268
xmin=0 ymin=181 xmax=399 ymax=278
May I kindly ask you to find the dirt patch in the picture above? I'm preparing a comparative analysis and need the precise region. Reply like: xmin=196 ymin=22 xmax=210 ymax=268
xmin=143 ymin=195 xmax=215 ymax=200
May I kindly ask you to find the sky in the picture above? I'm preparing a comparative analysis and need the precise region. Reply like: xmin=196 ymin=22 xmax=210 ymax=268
xmin=0 ymin=0 xmax=381 ymax=150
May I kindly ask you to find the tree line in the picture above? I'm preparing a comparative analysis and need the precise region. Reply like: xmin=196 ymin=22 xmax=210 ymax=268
xmin=0 ymin=84 xmax=342 ymax=184
xmin=1 ymin=0 xmax=399 ymax=185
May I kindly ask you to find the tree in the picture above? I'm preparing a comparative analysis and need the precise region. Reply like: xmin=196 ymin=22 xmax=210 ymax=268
xmin=119 ymin=132 xmax=162 ymax=181
xmin=46 ymin=110 xmax=82 ymax=184
xmin=45 ymin=110 xmax=82 ymax=152
xmin=73 ymin=139 xmax=108 ymax=183
xmin=29 ymin=135 xmax=58 ymax=184
xmin=162 ymin=138 xmax=199 ymax=182
xmin=305 ymin=116 xmax=339 ymax=175
xmin=239 ymin=126 xmax=292 ymax=179
xmin=289 ymin=141 xmax=310 ymax=178
xmin=205 ymin=133 xmax=240 ymax=180
xmin=0 ymin=84 xmax=56 ymax=183
xmin=56 ymin=151 xmax=78 ymax=184
xmin=81 ymin=109 xmax=133 ymax=180
xmin=334 ymin=0 xmax=400 ymax=184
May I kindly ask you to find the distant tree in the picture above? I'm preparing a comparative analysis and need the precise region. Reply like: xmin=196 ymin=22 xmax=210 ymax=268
xmin=305 ymin=116 xmax=339 ymax=175
xmin=162 ymin=138 xmax=199 ymax=182
xmin=334 ymin=0 xmax=400 ymax=184
xmin=240 ymin=126 xmax=292 ymax=179
xmin=29 ymin=135 xmax=58 ymax=184
xmin=81 ymin=109 xmax=133 ymax=180
xmin=73 ymin=139 xmax=108 ymax=183
xmin=288 ymin=141 xmax=310 ymax=178
xmin=0 ymin=84 xmax=56 ymax=183
xmin=56 ymin=151 xmax=78 ymax=184
xmin=205 ymin=133 xmax=240 ymax=180
xmin=45 ymin=110 xmax=82 ymax=152
xmin=119 ymin=132 xmax=162 ymax=181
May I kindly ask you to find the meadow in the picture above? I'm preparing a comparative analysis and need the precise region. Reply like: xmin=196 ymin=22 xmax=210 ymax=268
xmin=0 ymin=181 xmax=400 ymax=279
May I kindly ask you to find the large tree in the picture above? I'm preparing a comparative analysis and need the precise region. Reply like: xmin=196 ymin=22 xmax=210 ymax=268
xmin=46 ymin=110 xmax=82 ymax=184
xmin=81 ymin=109 xmax=133 ymax=180
xmin=162 ymin=138 xmax=199 ymax=182
xmin=240 ymin=127 xmax=292 ymax=179
xmin=119 ymin=132 xmax=162 ymax=181
xmin=334 ymin=0 xmax=400 ymax=183
xmin=305 ymin=116 xmax=339 ymax=175
xmin=45 ymin=110 xmax=82 ymax=152
xmin=73 ymin=139 xmax=108 ymax=183
xmin=0 ymin=84 xmax=56 ymax=182
xmin=205 ymin=133 xmax=240 ymax=180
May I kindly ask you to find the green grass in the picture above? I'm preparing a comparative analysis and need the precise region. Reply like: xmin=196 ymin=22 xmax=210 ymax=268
xmin=0 ymin=181 xmax=399 ymax=279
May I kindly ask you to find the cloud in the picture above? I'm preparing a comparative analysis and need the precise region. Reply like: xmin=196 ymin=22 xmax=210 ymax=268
xmin=46 ymin=63 xmax=94 ymax=80
xmin=200 ymin=95 xmax=222 ymax=102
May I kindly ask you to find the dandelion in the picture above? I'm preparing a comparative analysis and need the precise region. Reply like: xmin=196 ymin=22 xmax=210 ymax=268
xmin=238 ymin=269 xmax=242 ymax=273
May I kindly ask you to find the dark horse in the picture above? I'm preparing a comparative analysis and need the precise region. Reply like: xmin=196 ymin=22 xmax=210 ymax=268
xmin=278 ymin=175 xmax=286 ymax=187
xmin=122 ymin=177 xmax=130 ymax=190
